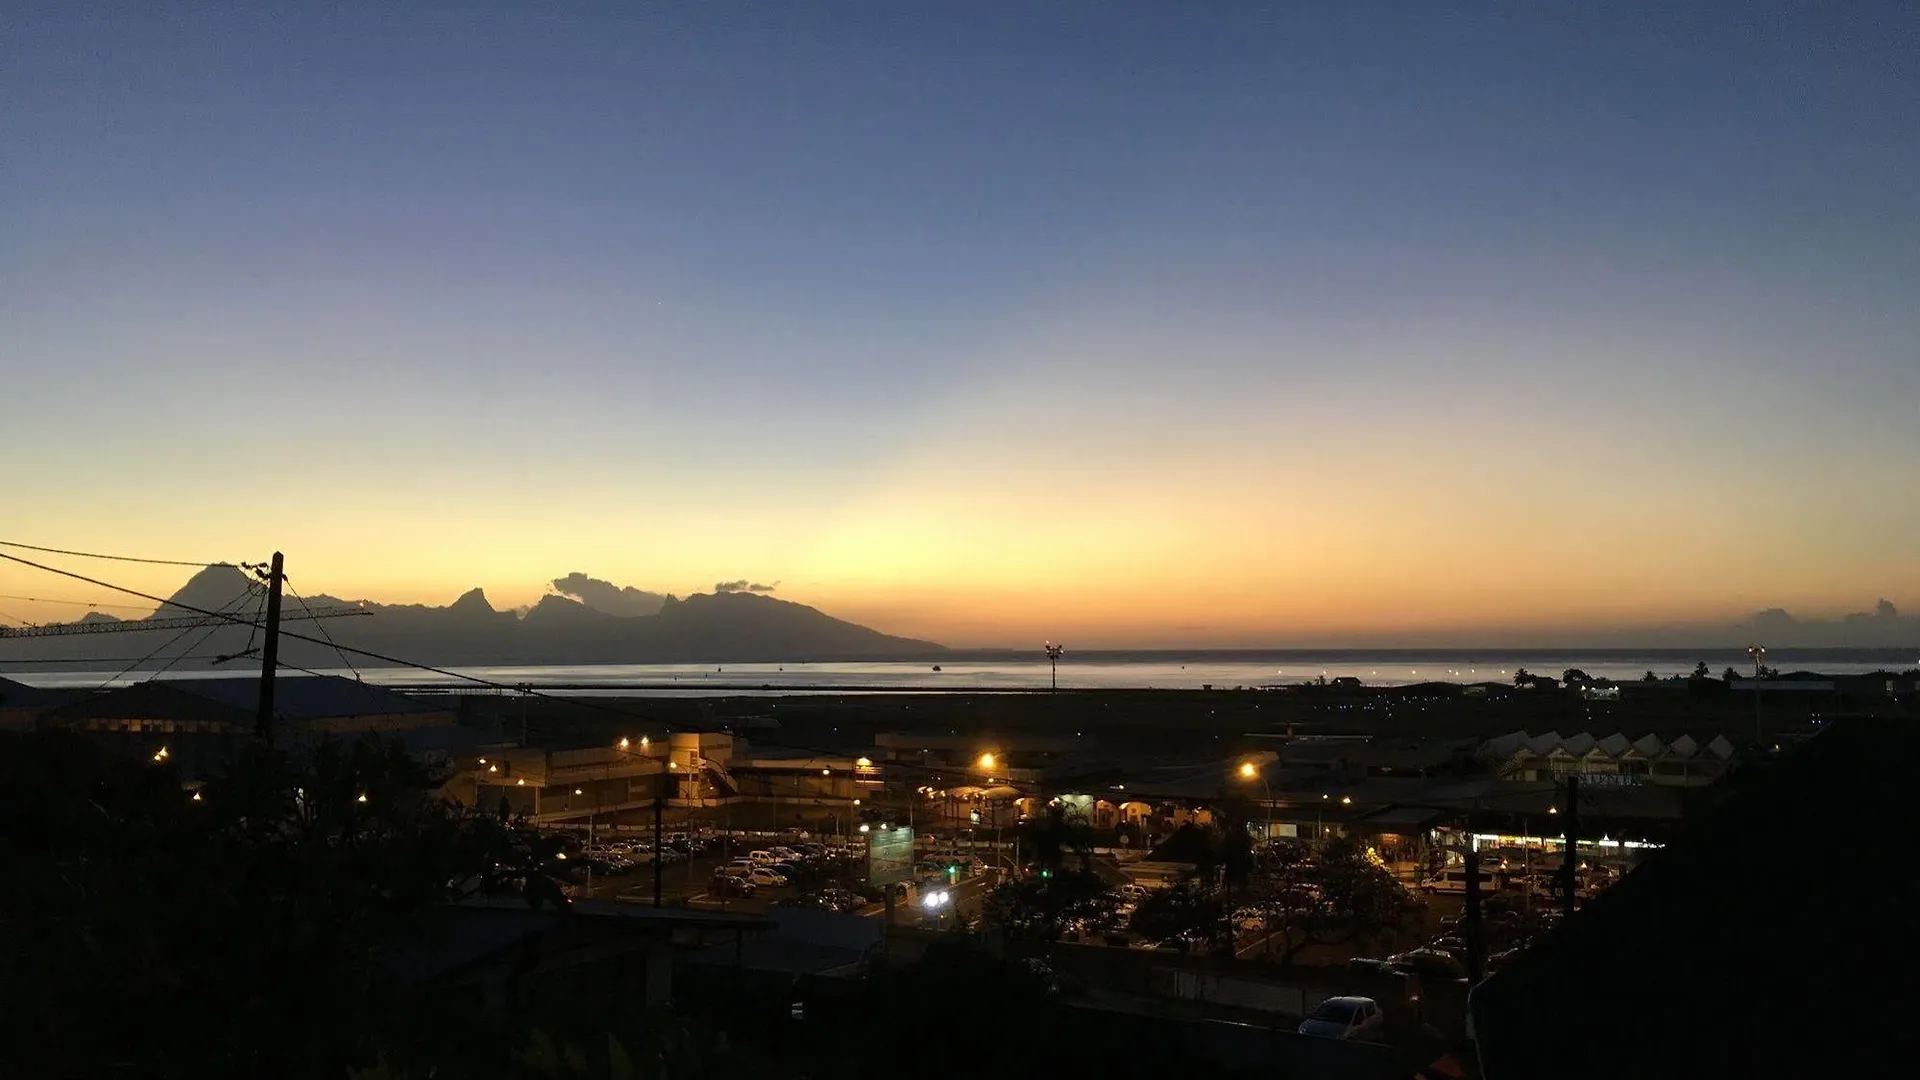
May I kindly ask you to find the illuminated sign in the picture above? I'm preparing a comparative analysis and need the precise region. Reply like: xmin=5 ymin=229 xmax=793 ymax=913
xmin=867 ymin=825 xmax=915 ymax=886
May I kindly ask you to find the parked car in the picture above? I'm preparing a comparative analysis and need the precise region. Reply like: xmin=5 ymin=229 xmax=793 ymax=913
xmin=747 ymin=866 xmax=789 ymax=887
xmin=708 ymin=873 xmax=757 ymax=899
xmin=1346 ymin=957 xmax=1401 ymax=976
xmin=1388 ymin=949 xmax=1469 ymax=982
xmin=1298 ymin=997 xmax=1384 ymax=1040
xmin=748 ymin=850 xmax=776 ymax=865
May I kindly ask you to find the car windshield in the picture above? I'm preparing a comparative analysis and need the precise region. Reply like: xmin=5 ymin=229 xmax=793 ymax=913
xmin=1310 ymin=1001 xmax=1358 ymax=1024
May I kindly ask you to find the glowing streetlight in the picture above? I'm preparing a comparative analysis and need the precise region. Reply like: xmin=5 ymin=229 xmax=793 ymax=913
xmin=573 ymin=788 xmax=584 ymax=796
xmin=858 ymin=824 xmax=870 ymax=834
xmin=821 ymin=768 xmax=831 ymax=776
xmin=1340 ymin=795 xmax=1352 ymax=806
xmin=1236 ymin=760 xmax=1273 ymax=842
xmin=152 ymin=746 xmax=169 ymax=762
xmin=190 ymin=791 xmax=202 ymax=802
xmin=977 ymin=752 xmax=996 ymax=771
xmin=516 ymin=778 xmax=526 ymax=786
xmin=488 ymin=764 xmax=498 ymax=773
xmin=356 ymin=794 xmax=368 ymax=803
xmin=618 ymin=737 xmax=630 ymax=750
xmin=856 ymin=757 xmax=872 ymax=767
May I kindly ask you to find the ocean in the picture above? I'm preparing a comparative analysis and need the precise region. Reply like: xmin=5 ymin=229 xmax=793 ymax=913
xmin=11 ymin=649 xmax=1914 ymax=693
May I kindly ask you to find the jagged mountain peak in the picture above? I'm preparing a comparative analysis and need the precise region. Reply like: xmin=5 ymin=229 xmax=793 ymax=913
xmin=155 ymin=563 xmax=257 ymax=616
xmin=449 ymin=587 xmax=494 ymax=614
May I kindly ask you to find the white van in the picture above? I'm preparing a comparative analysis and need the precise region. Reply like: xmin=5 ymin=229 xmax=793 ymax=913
xmin=1421 ymin=868 xmax=1497 ymax=895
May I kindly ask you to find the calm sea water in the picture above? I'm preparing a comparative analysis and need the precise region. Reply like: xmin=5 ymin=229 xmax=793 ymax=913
xmin=14 ymin=650 xmax=1913 ymax=693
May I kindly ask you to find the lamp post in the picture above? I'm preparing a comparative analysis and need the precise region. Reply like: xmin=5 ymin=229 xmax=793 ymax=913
xmin=1044 ymin=642 xmax=1063 ymax=691
xmin=1746 ymin=643 xmax=1767 ymax=746
xmin=1237 ymin=761 xmax=1272 ymax=843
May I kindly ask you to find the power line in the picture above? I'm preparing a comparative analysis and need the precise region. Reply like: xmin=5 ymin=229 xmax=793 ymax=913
xmin=89 ymin=584 xmax=261 ymax=693
xmin=0 ymin=594 xmax=158 ymax=612
xmin=286 ymin=579 xmax=359 ymax=682
xmin=0 ymin=540 xmax=237 ymax=568
xmin=0 ymin=655 xmax=238 ymax=665
xmin=142 ymin=587 xmax=267 ymax=684
xmin=0 ymin=549 xmax=1118 ymax=792
xmin=1 ymin=549 xmax=943 ymax=772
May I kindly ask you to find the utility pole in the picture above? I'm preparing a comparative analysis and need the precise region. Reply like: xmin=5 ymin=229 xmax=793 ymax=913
xmin=1463 ymin=845 xmax=1486 ymax=984
xmin=254 ymin=552 xmax=284 ymax=740
xmin=653 ymin=791 xmax=665 ymax=908
xmin=1560 ymin=775 xmax=1580 ymax=921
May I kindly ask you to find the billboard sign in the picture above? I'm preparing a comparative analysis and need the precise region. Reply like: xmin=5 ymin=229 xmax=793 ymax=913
xmin=867 ymin=825 xmax=914 ymax=886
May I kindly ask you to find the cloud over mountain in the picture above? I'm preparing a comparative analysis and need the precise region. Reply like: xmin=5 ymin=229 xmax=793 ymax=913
xmin=549 ymin=573 xmax=671 ymax=617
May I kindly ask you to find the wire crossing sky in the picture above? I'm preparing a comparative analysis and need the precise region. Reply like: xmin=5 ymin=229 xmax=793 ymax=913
xmin=4 ymin=3 xmax=1916 ymax=646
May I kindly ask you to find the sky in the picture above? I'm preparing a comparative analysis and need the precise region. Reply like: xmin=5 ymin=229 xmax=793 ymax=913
xmin=3 ymin=2 xmax=1917 ymax=648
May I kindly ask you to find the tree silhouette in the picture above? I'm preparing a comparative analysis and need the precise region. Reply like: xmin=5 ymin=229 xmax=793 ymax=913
xmin=1513 ymin=668 xmax=1533 ymax=687
xmin=1692 ymin=662 xmax=1712 ymax=681
xmin=0 ymin=730 xmax=575 ymax=1079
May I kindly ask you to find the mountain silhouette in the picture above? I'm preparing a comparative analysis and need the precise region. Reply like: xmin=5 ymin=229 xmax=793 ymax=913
xmin=1 ymin=566 xmax=944 ymax=669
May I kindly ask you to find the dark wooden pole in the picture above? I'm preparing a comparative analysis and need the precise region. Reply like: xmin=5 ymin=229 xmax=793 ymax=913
xmin=254 ymin=552 xmax=284 ymax=740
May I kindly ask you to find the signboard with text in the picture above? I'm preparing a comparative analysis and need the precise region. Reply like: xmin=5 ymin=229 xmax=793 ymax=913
xmin=867 ymin=825 xmax=914 ymax=886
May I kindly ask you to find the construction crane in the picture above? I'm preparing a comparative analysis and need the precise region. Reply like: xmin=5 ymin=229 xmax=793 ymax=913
xmin=0 ymin=607 xmax=368 ymax=639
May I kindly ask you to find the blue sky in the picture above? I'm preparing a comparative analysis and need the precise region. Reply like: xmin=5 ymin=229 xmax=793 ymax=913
xmin=4 ymin=2 xmax=1916 ymax=646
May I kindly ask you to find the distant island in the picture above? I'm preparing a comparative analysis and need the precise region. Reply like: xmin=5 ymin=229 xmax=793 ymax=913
xmin=2 ymin=565 xmax=947 ymax=669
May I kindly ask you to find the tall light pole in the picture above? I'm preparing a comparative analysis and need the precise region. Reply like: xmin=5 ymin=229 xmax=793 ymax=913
xmin=1747 ymin=644 xmax=1767 ymax=746
xmin=1044 ymin=642 xmax=1063 ymax=691
xmin=1237 ymin=761 xmax=1272 ymax=843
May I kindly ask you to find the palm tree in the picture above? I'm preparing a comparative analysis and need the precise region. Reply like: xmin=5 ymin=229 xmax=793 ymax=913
xmin=1513 ymin=668 xmax=1533 ymax=687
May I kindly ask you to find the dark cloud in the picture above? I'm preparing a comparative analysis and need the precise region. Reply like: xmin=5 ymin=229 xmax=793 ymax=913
xmin=550 ymin=573 xmax=669 ymax=617
xmin=715 ymin=580 xmax=779 ymax=594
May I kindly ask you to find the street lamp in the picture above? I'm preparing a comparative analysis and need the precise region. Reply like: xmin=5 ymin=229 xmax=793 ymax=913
xmin=1236 ymin=761 xmax=1273 ymax=843
xmin=1044 ymin=642 xmax=1064 ymax=690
